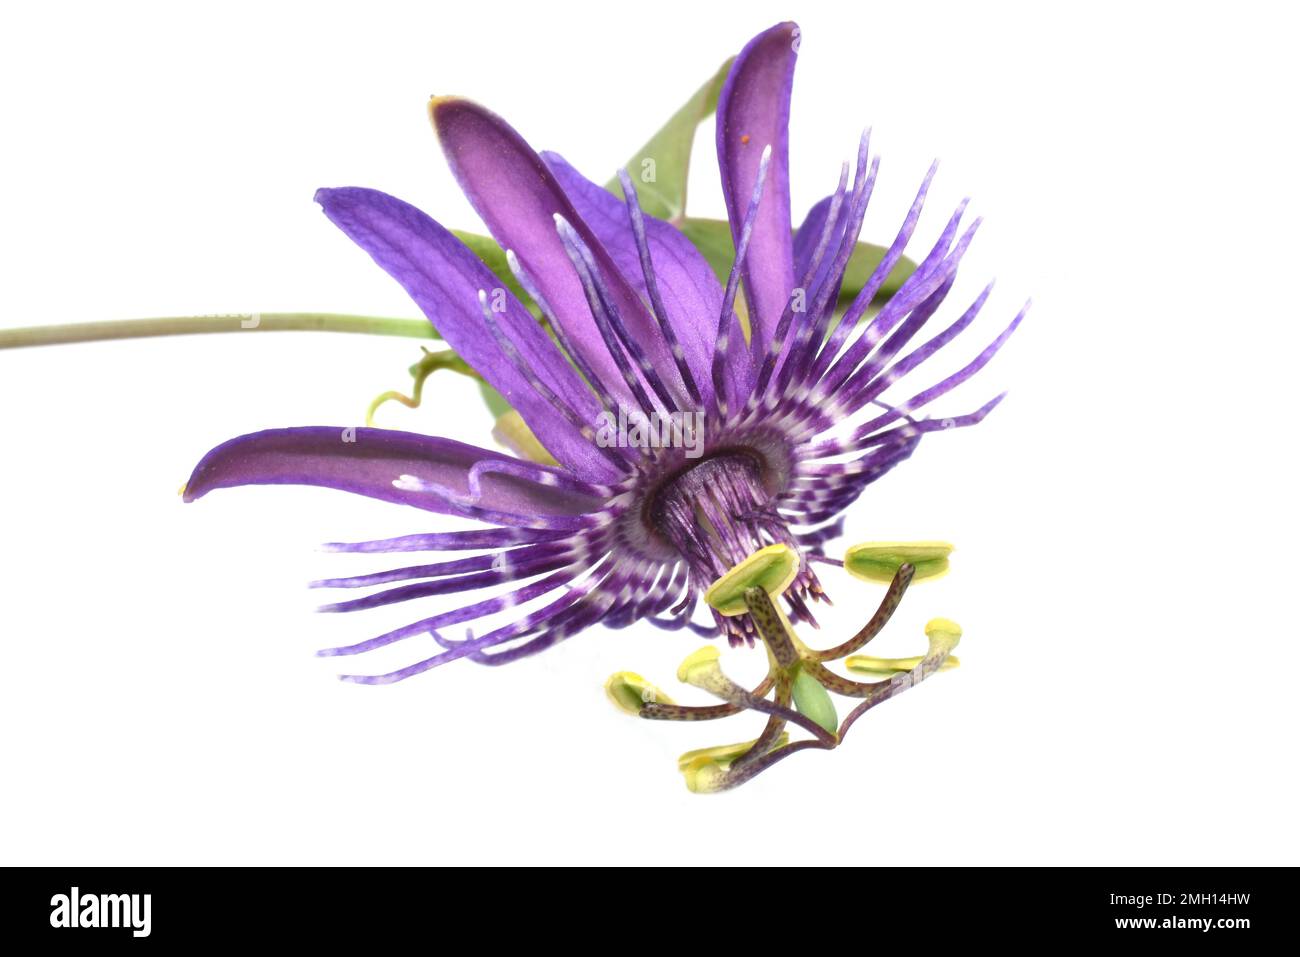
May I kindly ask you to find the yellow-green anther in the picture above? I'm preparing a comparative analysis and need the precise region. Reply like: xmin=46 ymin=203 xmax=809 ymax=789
xmin=845 ymin=654 xmax=961 ymax=676
xmin=844 ymin=541 xmax=953 ymax=584
xmin=676 ymin=733 xmax=791 ymax=772
xmin=678 ymin=733 xmax=793 ymax=794
xmin=925 ymin=617 xmax=963 ymax=644
xmin=923 ymin=618 xmax=963 ymax=662
xmin=604 ymin=671 xmax=674 ymax=715
xmin=676 ymin=646 xmax=721 ymax=686
xmin=790 ymin=668 xmax=838 ymax=735
xmin=703 ymin=544 xmax=800 ymax=616
xmin=680 ymin=755 xmax=730 ymax=794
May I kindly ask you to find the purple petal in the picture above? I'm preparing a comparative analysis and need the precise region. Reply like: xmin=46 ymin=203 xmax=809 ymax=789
xmin=543 ymin=152 xmax=743 ymax=405
xmin=183 ymin=427 xmax=605 ymax=517
xmin=314 ymin=186 xmax=618 ymax=483
xmin=793 ymin=195 xmax=834 ymax=280
xmin=430 ymin=98 xmax=687 ymax=408
xmin=792 ymin=191 xmax=851 ymax=310
xmin=716 ymin=21 xmax=798 ymax=347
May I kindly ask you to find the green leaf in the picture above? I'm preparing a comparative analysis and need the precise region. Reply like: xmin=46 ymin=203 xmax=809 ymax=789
xmin=433 ymin=231 xmax=539 ymax=426
xmin=604 ymin=58 xmax=734 ymax=223
xmin=477 ymin=380 xmax=512 ymax=418
xmin=677 ymin=218 xmax=740 ymax=286
xmin=678 ymin=217 xmax=917 ymax=312
xmin=837 ymin=236 xmax=917 ymax=310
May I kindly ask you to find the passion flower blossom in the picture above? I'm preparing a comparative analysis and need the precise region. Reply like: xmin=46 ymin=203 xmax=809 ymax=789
xmin=183 ymin=21 xmax=1024 ymax=684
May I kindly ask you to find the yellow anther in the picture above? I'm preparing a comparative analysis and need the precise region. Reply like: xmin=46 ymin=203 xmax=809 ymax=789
xmin=676 ymin=733 xmax=791 ymax=772
xmin=922 ymin=617 xmax=963 ymax=660
xmin=680 ymin=756 xmax=730 ymax=794
xmin=924 ymin=617 xmax=963 ymax=642
xmin=844 ymin=654 xmax=961 ymax=676
xmin=604 ymin=672 xmax=674 ymax=715
xmin=678 ymin=733 xmax=792 ymax=794
xmin=844 ymin=541 xmax=953 ymax=584
xmin=703 ymin=544 xmax=801 ymax=616
xmin=676 ymin=646 xmax=721 ymax=685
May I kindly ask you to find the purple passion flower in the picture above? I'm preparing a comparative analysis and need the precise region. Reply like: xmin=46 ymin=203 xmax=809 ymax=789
xmin=183 ymin=22 xmax=1024 ymax=684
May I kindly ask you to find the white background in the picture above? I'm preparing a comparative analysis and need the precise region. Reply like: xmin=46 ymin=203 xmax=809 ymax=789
xmin=1 ymin=0 xmax=1296 ymax=865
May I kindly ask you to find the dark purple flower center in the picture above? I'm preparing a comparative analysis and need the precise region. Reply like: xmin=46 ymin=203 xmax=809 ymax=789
xmin=648 ymin=450 xmax=823 ymax=643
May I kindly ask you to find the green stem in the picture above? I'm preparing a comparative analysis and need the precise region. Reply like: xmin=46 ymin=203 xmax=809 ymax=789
xmin=0 ymin=312 xmax=436 ymax=349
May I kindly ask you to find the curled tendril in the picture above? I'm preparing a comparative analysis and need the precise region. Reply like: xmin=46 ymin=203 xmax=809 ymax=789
xmin=365 ymin=348 xmax=481 ymax=427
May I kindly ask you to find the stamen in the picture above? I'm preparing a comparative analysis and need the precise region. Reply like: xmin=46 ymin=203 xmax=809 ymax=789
xmin=675 ymin=647 xmax=837 ymax=745
xmin=723 ymin=676 xmax=793 ymax=774
xmin=741 ymin=585 xmax=800 ymax=670
xmin=808 ymin=562 xmax=914 ymax=661
xmin=837 ymin=618 xmax=961 ymax=737
xmin=703 ymin=544 xmax=800 ymax=616
xmin=679 ymin=732 xmax=790 ymax=772
xmin=605 ymin=671 xmax=675 ymax=714
xmin=640 ymin=675 xmax=777 ymax=721
xmin=845 ymin=653 xmax=960 ymax=676
xmin=684 ymin=739 xmax=824 ymax=793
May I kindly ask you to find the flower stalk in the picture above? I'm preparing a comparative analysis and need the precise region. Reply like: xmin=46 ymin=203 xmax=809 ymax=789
xmin=0 ymin=312 xmax=436 ymax=350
